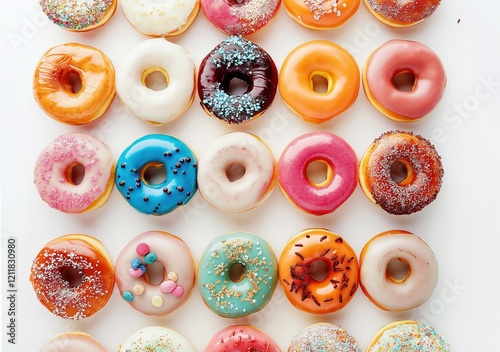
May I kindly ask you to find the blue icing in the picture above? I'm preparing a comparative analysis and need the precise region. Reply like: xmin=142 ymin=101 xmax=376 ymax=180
xmin=115 ymin=134 xmax=197 ymax=215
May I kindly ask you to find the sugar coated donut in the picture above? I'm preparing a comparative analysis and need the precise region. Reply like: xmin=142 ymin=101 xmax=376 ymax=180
xmin=197 ymin=132 xmax=276 ymax=212
xmin=360 ymin=230 xmax=438 ymax=311
xmin=197 ymin=232 xmax=278 ymax=318
xmin=288 ymin=323 xmax=361 ymax=352
xmin=116 ymin=38 xmax=196 ymax=126
xmin=205 ymin=325 xmax=281 ymax=352
xmin=119 ymin=326 xmax=195 ymax=351
xmin=30 ymin=234 xmax=114 ymax=320
xmin=120 ymin=0 xmax=200 ymax=36
xmin=201 ymin=0 xmax=281 ymax=35
xmin=34 ymin=133 xmax=115 ymax=213
xmin=40 ymin=332 xmax=106 ymax=352
xmin=278 ymin=132 xmax=358 ymax=215
xmin=115 ymin=231 xmax=195 ymax=315
xmin=363 ymin=0 xmax=441 ymax=27
xmin=40 ymin=0 xmax=117 ymax=31
xmin=198 ymin=36 xmax=278 ymax=125
xmin=33 ymin=43 xmax=115 ymax=125
xmin=367 ymin=320 xmax=450 ymax=351
xmin=284 ymin=0 xmax=359 ymax=30
xmin=279 ymin=40 xmax=360 ymax=124
xmin=115 ymin=134 xmax=198 ymax=215
xmin=278 ymin=229 xmax=359 ymax=314
xmin=363 ymin=40 xmax=446 ymax=122
xmin=359 ymin=130 xmax=444 ymax=215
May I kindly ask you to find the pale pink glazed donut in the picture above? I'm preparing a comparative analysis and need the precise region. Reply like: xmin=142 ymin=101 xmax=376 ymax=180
xmin=201 ymin=0 xmax=281 ymax=35
xmin=33 ymin=132 xmax=115 ymax=213
xmin=205 ymin=325 xmax=281 ymax=352
xmin=362 ymin=40 xmax=446 ymax=122
xmin=40 ymin=332 xmax=106 ymax=352
xmin=277 ymin=132 xmax=358 ymax=215
xmin=115 ymin=231 xmax=195 ymax=316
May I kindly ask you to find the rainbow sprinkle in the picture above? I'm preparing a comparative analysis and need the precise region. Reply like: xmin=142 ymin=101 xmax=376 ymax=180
xmin=40 ymin=0 xmax=113 ymax=30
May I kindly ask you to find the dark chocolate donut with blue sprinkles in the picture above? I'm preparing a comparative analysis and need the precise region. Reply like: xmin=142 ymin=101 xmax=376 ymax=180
xmin=115 ymin=134 xmax=197 ymax=215
xmin=198 ymin=36 xmax=278 ymax=125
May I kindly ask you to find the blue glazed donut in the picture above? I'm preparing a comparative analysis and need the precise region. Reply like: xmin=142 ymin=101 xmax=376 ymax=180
xmin=115 ymin=134 xmax=198 ymax=215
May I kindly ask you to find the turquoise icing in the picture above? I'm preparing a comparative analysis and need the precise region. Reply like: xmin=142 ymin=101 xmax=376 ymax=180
xmin=197 ymin=232 xmax=278 ymax=318
xmin=115 ymin=134 xmax=197 ymax=215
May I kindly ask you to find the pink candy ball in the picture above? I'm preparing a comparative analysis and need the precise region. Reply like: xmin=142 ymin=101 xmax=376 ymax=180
xmin=160 ymin=280 xmax=176 ymax=294
xmin=136 ymin=242 xmax=150 ymax=256
xmin=129 ymin=267 xmax=143 ymax=278
xmin=172 ymin=285 xmax=184 ymax=298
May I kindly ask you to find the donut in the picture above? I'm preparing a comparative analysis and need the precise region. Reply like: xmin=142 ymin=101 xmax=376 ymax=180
xmin=362 ymin=40 xmax=446 ymax=122
xmin=115 ymin=38 xmax=196 ymax=126
xmin=119 ymin=326 xmax=195 ymax=351
xmin=40 ymin=332 xmax=106 ymax=352
xmin=205 ymin=325 xmax=281 ymax=352
xmin=40 ymin=0 xmax=117 ymax=31
xmin=283 ymin=0 xmax=360 ymax=30
xmin=277 ymin=132 xmax=358 ymax=215
xmin=33 ymin=43 xmax=115 ymax=125
xmin=360 ymin=230 xmax=438 ymax=311
xmin=198 ymin=36 xmax=278 ymax=125
xmin=115 ymin=134 xmax=198 ymax=215
xmin=201 ymin=0 xmax=281 ymax=35
xmin=288 ymin=323 xmax=361 ymax=352
xmin=115 ymin=231 xmax=195 ymax=316
xmin=363 ymin=0 xmax=441 ymax=27
xmin=120 ymin=0 xmax=200 ymax=36
xmin=359 ymin=130 xmax=444 ymax=215
xmin=33 ymin=133 xmax=115 ymax=214
xmin=197 ymin=132 xmax=276 ymax=212
xmin=278 ymin=229 xmax=359 ymax=314
xmin=29 ymin=234 xmax=114 ymax=320
xmin=367 ymin=320 xmax=450 ymax=351
xmin=279 ymin=40 xmax=360 ymax=124
xmin=197 ymin=232 xmax=278 ymax=318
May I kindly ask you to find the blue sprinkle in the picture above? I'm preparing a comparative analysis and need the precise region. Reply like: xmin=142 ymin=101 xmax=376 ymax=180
xmin=144 ymin=252 xmax=157 ymax=265
xmin=139 ymin=264 xmax=147 ymax=275
xmin=130 ymin=258 xmax=142 ymax=270
xmin=122 ymin=291 xmax=134 ymax=302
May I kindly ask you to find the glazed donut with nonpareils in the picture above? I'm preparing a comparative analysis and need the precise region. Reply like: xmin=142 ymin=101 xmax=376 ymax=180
xmin=205 ymin=325 xmax=281 ymax=352
xmin=288 ymin=323 xmax=361 ymax=352
xmin=119 ymin=326 xmax=195 ymax=352
xmin=363 ymin=0 xmax=441 ymax=27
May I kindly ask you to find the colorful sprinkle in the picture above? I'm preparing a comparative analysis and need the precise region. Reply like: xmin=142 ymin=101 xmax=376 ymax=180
xmin=172 ymin=286 xmax=184 ymax=298
xmin=129 ymin=267 xmax=143 ymax=278
xmin=160 ymin=280 xmax=177 ymax=294
xmin=122 ymin=291 xmax=134 ymax=302
xmin=144 ymin=252 xmax=157 ymax=265
xmin=167 ymin=272 xmax=178 ymax=282
xmin=133 ymin=285 xmax=145 ymax=295
xmin=130 ymin=258 xmax=142 ymax=269
xmin=136 ymin=242 xmax=150 ymax=256
xmin=40 ymin=0 xmax=114 ymax=31
xmin=151 ymin=295 xmax=163 ymax=307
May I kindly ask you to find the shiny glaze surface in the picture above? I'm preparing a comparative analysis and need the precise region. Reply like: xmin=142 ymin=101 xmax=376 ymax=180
xmin=284 ymin=0 xmax=359 ymax=29
xmin=363 ymin=0 xmax=441 ymax=27
xmin=205 ymin=325 xmax=281 ymax=352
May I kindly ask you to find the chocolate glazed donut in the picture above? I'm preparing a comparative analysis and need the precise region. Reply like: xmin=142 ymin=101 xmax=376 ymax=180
xmin=198 ymin=36 xmax=278 ymax=125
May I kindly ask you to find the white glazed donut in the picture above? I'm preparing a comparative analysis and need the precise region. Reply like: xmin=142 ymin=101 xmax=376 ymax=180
xmin=359 ymin=230 xmax=438 ymax=311
xmin=40 ymin=332 xmax=106 ymax=352
xmin=197 ymin=132 xmax=276 ymax=212
xmin=114 ymin=231 xmax=195 ymax=316
xmin=119 ymin=326 xmax=195 ymax=351
xmin=120 ymin=0 xmax=200 ymax=37
xmin=115 ymin=38 xmax=196 ymax=126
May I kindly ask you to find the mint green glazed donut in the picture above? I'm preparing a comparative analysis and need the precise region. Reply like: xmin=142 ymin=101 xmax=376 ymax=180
xmin=197 ymin=232 xmax=278 ymax=318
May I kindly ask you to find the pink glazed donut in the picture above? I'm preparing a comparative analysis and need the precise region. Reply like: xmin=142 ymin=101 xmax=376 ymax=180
xmin=115 ymin=231 xmax=195 ymax=316
xmin=205 ymin=325 xmax=281 ymax=352
xmin=201 ymin=0 xmax=281 ymax=35
xmin=278 ymin=132 xmax=358 ymax=215
xmin=363 ymin=40 xmax=446 ymax=122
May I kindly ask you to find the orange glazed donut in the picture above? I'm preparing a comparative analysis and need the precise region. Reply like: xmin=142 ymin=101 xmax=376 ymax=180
xmin=279 ymin=41 xmax=359 ymax=124
xmin=33 ymin=43 xmax=115 ymax=125
xmin=284 ymin=0 xmax=360 ymax=30
xmin=279 ymin=229 xmax=359 ymax=314
xmin=359 ymin=130 xmax=444 ymax=215
xmin=30 ymin=234 xmax=115 ymax=320
xmin=363 ymin=0 xmax=441 ymax=27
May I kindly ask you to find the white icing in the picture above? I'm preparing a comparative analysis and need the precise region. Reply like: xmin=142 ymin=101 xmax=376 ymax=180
xmin=119 ymin=326 xmax=195 ymax=351
xmin=40 ymin=333 xmax=106 ymax=352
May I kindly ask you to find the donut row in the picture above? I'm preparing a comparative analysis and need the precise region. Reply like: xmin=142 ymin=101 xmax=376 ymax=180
xmin=30 ymin=229 xmax=438 ymax=320
xmin=40 ymin=321 xmax=450 ymax=351
xmin=34 ymin=130 xmax=443 ymax=216
xmin=40 ymin=0 xmax=442 ymax=33
xmin=32 ymin=36 xmax=446 ymax=126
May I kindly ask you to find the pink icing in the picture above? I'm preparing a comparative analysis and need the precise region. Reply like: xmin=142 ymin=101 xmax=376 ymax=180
xmin=33 ymin=133 xmax=114 ymax=213
xmin=136 ymin=242 xmax=150 ymax=256
xmin=160 ymin=280 xmax=177 ymax=293
xmin=365 ymin=40 xmax=446 ymax=119
xmin=278 ymin=132 xmax=358 ymax=215
xmin=205 ymin=325 xmax=281 ymax=352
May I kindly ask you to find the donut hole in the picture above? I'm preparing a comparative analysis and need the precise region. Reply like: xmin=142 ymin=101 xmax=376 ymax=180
xmin=223 ymin=73 xmax=251 ymax=96
xmin=390 ymin=159 xmax=411 ymax=184
xmin=229 ymin=263 xmax=246 ymax=282
xmin=306 ymin=160 xmax=333 ymax=187
xmin=142 ymin=163 xmax=167 ymax=185
xmin=309 ymin=259 xmax=329 ymax=282
xmin=392 ymin=71 xmax=416 ymax=92
xmin=387 ymin=258 xmax=410 ymax=283
xmin=60 ymin=266 xmax=84 ymax=288
xmin=61 ymin=70 xmax=83 ymax=94
xmin=226 ymin=163 xmax=246 ymax=182
xmin=142 ymin=67 xmax=169 ymax=91
xmin=144 ymin=262 xmax=165 ymax=286
xmin=228 ymin=0 xmax=245 ymax=4
xmin=67 ymin=162 xmax=85 ymax=186
xmin=311 ymin=73 xmax=330 ymax=93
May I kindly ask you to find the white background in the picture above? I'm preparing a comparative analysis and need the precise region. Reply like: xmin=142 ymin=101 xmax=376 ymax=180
xmin=2 ymin=1 xmax=500 ymax=351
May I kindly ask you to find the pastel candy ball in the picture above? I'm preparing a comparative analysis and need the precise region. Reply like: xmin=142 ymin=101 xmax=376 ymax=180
xmin=122 ymin=291 xmax=134 ymax=302
xmin=144 ymin=252 xmax=157 ymax=265
xmin=130 ymin=258 xmax=142 ymax=269
xmin=129 ymin=267 xmax=143 ymax=278
xmin=172 ymin=286 xmax=184 ymax=298
xmin=160 ymin=280 xmax=177 ymax=294
xmin=136 ymin=242 xmax=150 ymax=256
